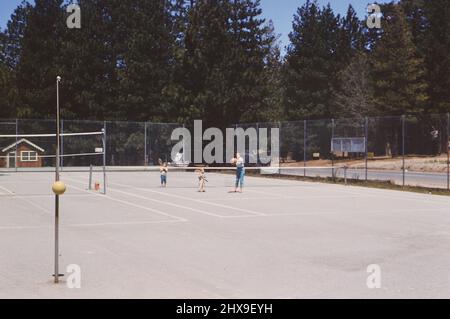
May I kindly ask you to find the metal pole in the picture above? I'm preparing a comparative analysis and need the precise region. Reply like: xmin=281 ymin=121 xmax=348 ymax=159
xmin=304 ymin=120 xmax=307 ymax=177
xmin=15 ymin=119 xmax=18 ymax=172
xmin=331 ymin=119 xmax=335 ymax=180
xmin=54 ymin=76 xmax=61 ymax=283
xmin=144 ymin=122 xmax=147 ymax=166
xmin=447 ymin=113 xmax=449 ymax=190
xmin=182 ymin=124 xmax=186 ymax=164
xmin=256 ymin=123 xmax=259 ymax=166
xmin=278 ymin=122 xmax=281 ymax=178
xmin=402 ymin=115 xmax=405 ymax=187
xmin=344 ymin=166 xmax=348 ymax=185
xmin=89 ymin=165 xmax=93 ymax=190
xmin=365 ymin=117 xmax=368 ymax=181
xmin=61 ymin=119 xmax=64 ymax=170
xmin=103 ymin=122 xmax=107 ymax=195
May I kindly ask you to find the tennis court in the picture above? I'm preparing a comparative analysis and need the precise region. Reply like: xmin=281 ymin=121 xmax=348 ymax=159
xmin=1 ymin=168 xmax=449 ymax=298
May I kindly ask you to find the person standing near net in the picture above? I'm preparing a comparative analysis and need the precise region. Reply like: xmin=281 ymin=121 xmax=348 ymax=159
xmin=196 ymin=168 xmax=207 ymax=192
xmin=160 ymin=161 xmax=168 ymax=187
xmin=231 ymin=153 xmax=245 ymax=193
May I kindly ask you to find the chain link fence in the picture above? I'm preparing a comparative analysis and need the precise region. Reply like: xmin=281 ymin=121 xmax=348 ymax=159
xmin=1 ymin=113 xmax=449 ymax=189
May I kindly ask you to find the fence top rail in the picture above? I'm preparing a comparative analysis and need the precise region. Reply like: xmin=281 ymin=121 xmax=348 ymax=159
xmin=0 ymin=131 xmax=104 ymax=138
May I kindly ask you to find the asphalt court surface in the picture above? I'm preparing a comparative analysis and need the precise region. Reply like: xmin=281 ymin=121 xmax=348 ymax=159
xmin=1 ymin=171 xmax=449 ymax=298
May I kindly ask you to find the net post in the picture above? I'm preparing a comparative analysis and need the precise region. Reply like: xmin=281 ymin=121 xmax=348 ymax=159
xmin=103 ymin=121 xmax=107 ymax=195
xmin=402 ymin=115 xmax=405 ymax=187
xmin=89 ymin=164 xmax=93 ymax=190
xmin=365 ymin=117 xmax=368 ymax=181
xmin=344 ymin=165 xmax=348 ymax=185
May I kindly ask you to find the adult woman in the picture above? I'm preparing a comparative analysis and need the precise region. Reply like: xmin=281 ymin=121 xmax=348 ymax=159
xmin=230 ymin=153 xmax=245 ymax=193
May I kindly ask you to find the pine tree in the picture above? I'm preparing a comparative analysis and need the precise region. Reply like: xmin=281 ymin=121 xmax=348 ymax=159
xmin=0 ymin=2 xmax=32 ymax=70
xmin=283 ymin=0 xmax=341 ymax=120
xmin=172 ymin=0 xmax=274 ymax=127
xmin=337 ymin=5 xmax=365 ymax=67
xmin=14 ymin=0 xmax=65 ymax=118
xmin=115 ymin=0 xmax=177 ymax=122
xmin=0 ymin=2 xmax=32 ymax=117
xmin=259 ymin=21 xmax=284 ymax=122
xmin=371 ymin=3 xmax=428 ymax=115
xmin=0 ymin=63 xmax=15 ymax=118
xmin=335 ymin=51 xmax=374 ymax=119
xmin=422 ymin=0 xmax=450 ymax=113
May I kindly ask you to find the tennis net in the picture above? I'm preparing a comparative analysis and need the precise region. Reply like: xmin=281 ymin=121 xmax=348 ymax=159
xmin=0 ymin=131 xmax=105 ymax=171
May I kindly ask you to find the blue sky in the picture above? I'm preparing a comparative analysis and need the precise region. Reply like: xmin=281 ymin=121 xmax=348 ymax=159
xmin=0 ymin=0 xmax=370 ymax=50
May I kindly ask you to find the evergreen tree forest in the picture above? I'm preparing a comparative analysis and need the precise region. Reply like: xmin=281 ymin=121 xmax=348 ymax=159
xmin=0 ymin=0 xmax=449 ymax=128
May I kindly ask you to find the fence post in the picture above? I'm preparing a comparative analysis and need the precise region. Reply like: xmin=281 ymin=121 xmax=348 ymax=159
xmin=144 ymin=122 xmax=147 ymax=166
xmin=402 ymin=115 xmax=406 ymax=187
xmin=304 ymin=120 xmax=307 ymax=177
xmin=256 ymin=123 xmax=260 ymax=166
xmin=331 ymin=118 xmax=335 ymax=180
xmin=365 ymin=117 xmax=368 ymax=181
xmin=278 ymin=121 xmax=281 ymax=178
xmin=447 ymin=113 xmax=449 ymax=190
xmin=61 ymin=119 xmax=64 ymax=170
xmin=103 ymin=121 xmax=107 ymax=195
xmin=182 ymin=124 xmax=186 ymax=164
xmin=15 ymin=119 xmax=18 ymax=172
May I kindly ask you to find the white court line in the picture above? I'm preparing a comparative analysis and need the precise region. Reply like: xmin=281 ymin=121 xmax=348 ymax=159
xmin=64 ymin=180 xmax=187 ymax=222
xmin=249 ymin=180 xmax=450 ymax=205
xmin=202 ymin=194 xmax=376 ymax=201
xmin=67 ymin=219 xmax=185 ymax=228
xmin=0 ymin=190 xmax=54 ymax=215
xmin=108 ymin=185 xmax=231 ymax=218
xmin=110 ymin=181 xmax=266 ymax=217
xmin=218 ymin=206 xmax=450 ymax=219
xmin=0 ymin=185 xmax=15 ymax=195
xmin=324 ymin=184 xmax=450 ymax=205
xmin=7 ymin=194 xmax=96 ymax=199
xmin=247 ymin=184 xmax=377 ymax=199
xmin=66 ymin=176 xmax=262 ymax=219
xmin=0 ymin=218 xmax=184 ymax=231
xmin=16 ymin=196 xmax=52 ymax=215
xmin=0 ymin=219 xmax=185 ymax=230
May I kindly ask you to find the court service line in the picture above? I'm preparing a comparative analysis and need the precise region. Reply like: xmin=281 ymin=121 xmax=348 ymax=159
xmin=67 ymin=176 xmax=258 ymax=219
xmin=108 ymin=180 xmax=266 ymax=217
xmin=64 ymin=178 xmax=187 ymax=222
xmin=106 ymin=185 xmax=233 ymax=218
xmin=18 ymin=196 xmax=53 ymax=215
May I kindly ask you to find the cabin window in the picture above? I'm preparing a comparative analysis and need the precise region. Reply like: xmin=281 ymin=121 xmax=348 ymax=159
xmin=20 ymin=151 xmax=38 ymax=162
